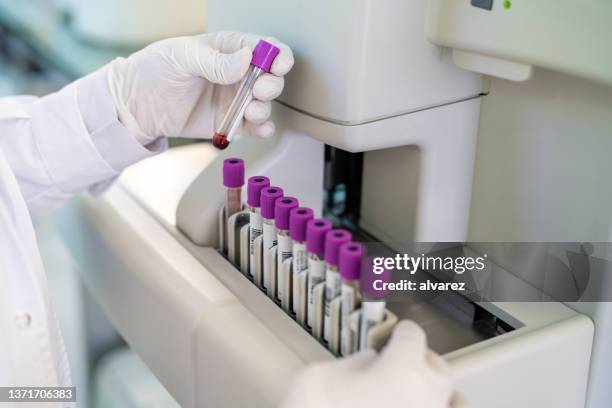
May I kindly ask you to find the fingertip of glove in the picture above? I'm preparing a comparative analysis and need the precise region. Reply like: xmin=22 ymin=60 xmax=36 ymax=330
xmin=271 ymin=48 xmax=294 ymax=77
xmin=255 ymin=121 xmax=275 ymax=139
xmin=244 ymin=100 xmax=271 ymax=124
xmin=246 ymin=120 xmax=275 ymax=139
xmin=262 ymin=37 xmax=294 ymax=76
xmin=253 ymin=74 xmax=284 ymax=101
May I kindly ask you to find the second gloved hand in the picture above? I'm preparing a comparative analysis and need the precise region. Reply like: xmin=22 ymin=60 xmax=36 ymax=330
xmin=107 ymin=32 xmax=294 ymax=145
xmin=281 ymin=320 xmax=469 ymax=408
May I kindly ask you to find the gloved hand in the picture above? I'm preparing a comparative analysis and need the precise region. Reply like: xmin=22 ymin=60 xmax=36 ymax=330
xmin=281 ymin=320 xmax=468 ymax=408
xmin=107 ymin=31 xmax=294 ymax=145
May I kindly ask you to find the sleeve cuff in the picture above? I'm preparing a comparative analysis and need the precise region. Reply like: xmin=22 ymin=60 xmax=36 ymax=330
xmin=77 ymin=66 xmax=167 ymax=170
xmin=29 ymin=66 xmax=166 ymax=194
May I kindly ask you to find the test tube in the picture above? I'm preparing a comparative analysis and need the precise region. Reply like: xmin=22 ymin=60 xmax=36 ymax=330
xmin=289 ymin=207 xmax=314 ymax=315
xmin=222 ymin=158 xmax=245 ymax=220
xmin=260 ymin=186 xmax=284 ymax=292
xmin=212 ymin=40 xmax=281 ymax=150
xmin=322 ymin=229 xmax=352 ymax=343
xmin=275 ymin=196 xmax=299 ymax=306
xmin=359 ymin=257 xmax=391 ymax=351
xmin=305 ymin=218 xmax=332 ymax=329
xmin=247 ymin=176 xmax=270 ymax=278
xmin=338 ymin=242 xmax=363 ymax=356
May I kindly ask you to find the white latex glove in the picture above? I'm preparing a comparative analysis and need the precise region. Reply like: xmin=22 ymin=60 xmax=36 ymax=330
xmin=107 ymin=31 xmax=294 ymax=145
xmin=281 ymin=321 xmax=468 ymax=408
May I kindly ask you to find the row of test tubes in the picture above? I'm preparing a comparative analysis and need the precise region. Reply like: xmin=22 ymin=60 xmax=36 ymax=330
xmin=222 ymin=157 xmax=394 ymax=356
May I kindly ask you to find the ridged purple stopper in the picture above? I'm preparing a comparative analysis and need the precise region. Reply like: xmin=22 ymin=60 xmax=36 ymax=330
xmin=339 ymin=242 xmax=363 ymax=281
xmin=260 ymin=186 xmax=283 ymax=219
xmin=361 ymin=256 xmax=391 ymax=299
xmin=306 ymin=218 xmax=332 ymax=258
xmin=223 ymin=158 xmax=244 ymax=188
xmin=324 ymin=229 xmax=352 ymax=266
xmin=275 ymin=197 xmax=299 ymax=230
xmin=289 ymin=207 xmax=314 ymax=242
xmin=247 ymin=176 xmax=270 ymax=207
xmin=251 ymin=40 xmax=280 ymax=73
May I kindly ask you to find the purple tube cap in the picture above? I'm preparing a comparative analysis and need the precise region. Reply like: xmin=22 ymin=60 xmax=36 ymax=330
xmin=289 ymin=207 xmax=314 ymax=241
xmin=260 ymin=186 xmax=284 ymax=219
xmin=361 ymin=257 xmax=391 ymax=299
xmin=324 ymin=229 xmax=352 ymax=266
xmin=275 ymin=197 xmax=299 ymax=230
xmin=251 ymin=40 xmax=280 ymax=73
xmin=247 ymin=176 xmax=270 ymax=207
xmin=306 ymin=218 xmax=332 ymax=258
xmin=339 ymin=242 xmax=364 ymax=280
xmin=223 ymin=158 xmax=244 ymax=188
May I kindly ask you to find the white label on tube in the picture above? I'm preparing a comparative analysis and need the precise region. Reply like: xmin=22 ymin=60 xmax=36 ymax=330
xmin=276 ymin=233 xmax=292 ymax=302
xmin=249 ymin=210 xmax=263 ymax=277
xmin=291 ymin=242 xmax=308 ymax=314
xmin=323 ymin=267 xmax=341 ymax=342
xmin=307 ymin=256 xmax=325 ymax=328
xmin=359 ymin=301 xmax=386 ymax=351
xmin=262 ymin=221 xmax=277 ymax=290
xmin=340 ymin=283 xmax=356 ymax=356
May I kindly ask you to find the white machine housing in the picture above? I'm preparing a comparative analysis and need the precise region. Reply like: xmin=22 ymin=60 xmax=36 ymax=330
xmin=427 ymin=0 xmax=612 ymax=84
xmin=208 ymin=0 xmax=483 ymax=123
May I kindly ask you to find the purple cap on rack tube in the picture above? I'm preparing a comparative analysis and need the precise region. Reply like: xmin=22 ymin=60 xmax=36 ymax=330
xmin=361 ymin=256 xmax=391 ymax=299
xmin=247 ymin=176 xmax=270 ymax=207
xmin=306 ymin=218 xmax=332 ymax=258
xmin=324 ymin=229 xmax=352 ymax=266
xmin=339 ymin=242 xmax=364 ymax=281
xmin=260 ymin=186 xmax=284 ymax=219
xmin=251 ymin=40 xmax=280 ymax=73
xmin=223 ymin=158 xmax=244 ymax=188
xmin=289 ymin=207 xmax=314 ymax=242
xmin=275 ymin=197 xmax=299 ymax=230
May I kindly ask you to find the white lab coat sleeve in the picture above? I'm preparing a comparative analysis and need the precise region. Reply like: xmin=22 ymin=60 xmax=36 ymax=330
xmin=0 ymin=66 xmax=167 ymax=222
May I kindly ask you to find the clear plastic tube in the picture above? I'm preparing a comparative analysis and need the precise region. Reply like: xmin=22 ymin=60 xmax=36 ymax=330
xmin=247 ymin=176 xmax=271 ymax=279
xmin=304 ymin=218 xmax=332 ymax=329
xmin=222 ymin=158 xmax=245 ymax=220
xmin=262 ymin=218 xmax=277 ymax=291
xmin=322 ymin=229 xmax=352 ymax=342
xmin=213 ymin=65 xmax=263 ymax=150
xmin=323 ymin=263 xmax=341 ymax=342
xmin=289 ymin=207 xmax=314 ymax=315
xmin=340 ymin=279 xmax=360 ymax=355
xmin=276 ymin=229 xmax=292 ymax=304
xmin=260 ymin=186 xmax=284 ymax=291
xmin=307 ymin=252 xmax=325 ymax=329
xmin=359 ymin=300 xmax=386 ymax=351
xmin=291 ymin=240 xmax=308 ymax=314
xmin=212 ymin=40 xmax=280 ymax=149
xmin=358 ymin=256 xmax=390 ymax=351
xmin=225 ymin=187 xmax=242 ymax=220
xmin=275 ymin=197 xmax=299 ymax=306
xmin=338 ymin=242 xmax=363 ymax=356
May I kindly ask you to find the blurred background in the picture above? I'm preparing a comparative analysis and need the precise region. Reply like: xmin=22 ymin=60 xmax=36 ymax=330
xmin=0 ymin=0 xmax=206 ymax=406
